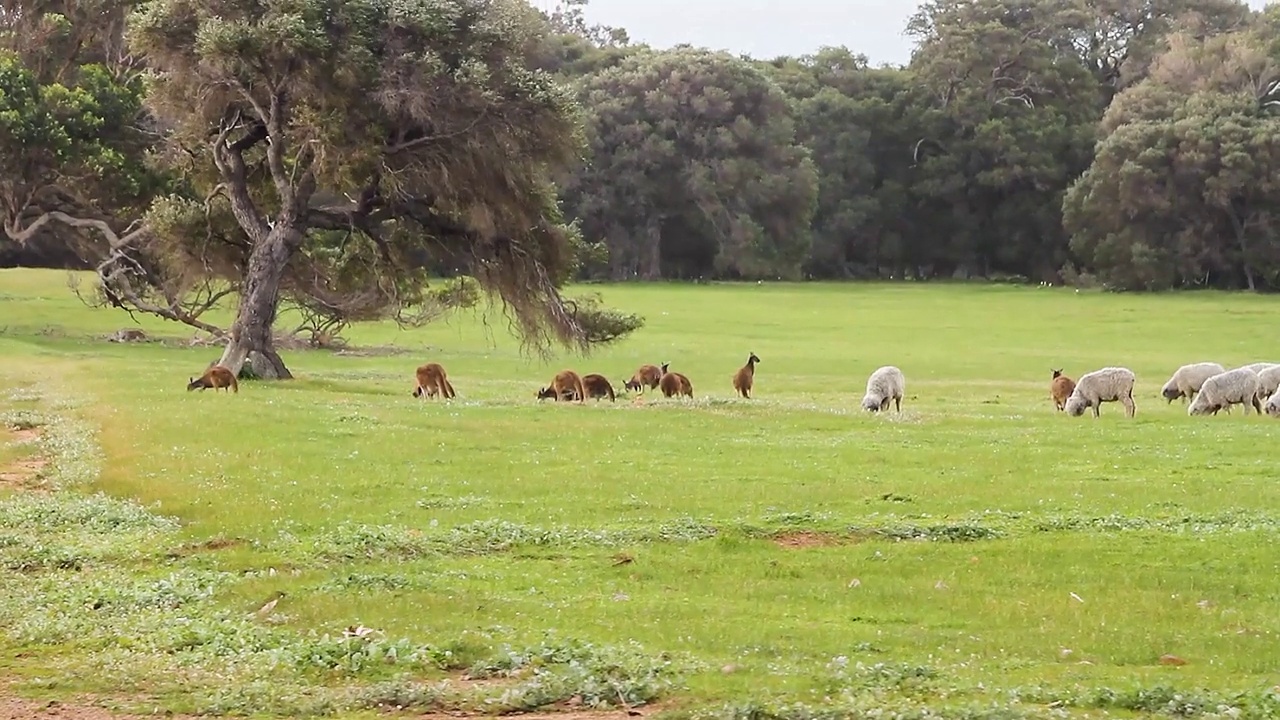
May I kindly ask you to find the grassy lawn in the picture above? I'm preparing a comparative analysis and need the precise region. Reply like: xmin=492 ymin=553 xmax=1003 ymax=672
xmin=1 ymin=267 xmax=1279 ymax=719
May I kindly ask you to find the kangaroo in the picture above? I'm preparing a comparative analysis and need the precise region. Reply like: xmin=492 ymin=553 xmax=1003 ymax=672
xmin=1050 ymin=368 xmax=1075 ymax=412
xmin=412 ymin=362 xmax=456 ymax=399
xmin=733 ymin=352 xmax=761 ymax=398
xmin=659 ymin=370 xmax=693 ymax=398
xmin=624 ymin=363 xmax=667 ymax=393
xmin=187 ymin=365 xmax=238 ymax=393
xmin=537 ymin=369 xmax=587 ymax=403
xmin=581 ymin=373 xmax=617 ymax=402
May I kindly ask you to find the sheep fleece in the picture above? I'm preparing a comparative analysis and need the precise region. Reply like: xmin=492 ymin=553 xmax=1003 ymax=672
xmin=862 ymin=366 xmax=905 ymax=410
xmin=1161 ymin=362 xmax=1225 ymax=400
xmin=1065 ymin=367 xmax=1135 ymax=416
xmin=1189 ymin=368 xmax=1261 ymax=415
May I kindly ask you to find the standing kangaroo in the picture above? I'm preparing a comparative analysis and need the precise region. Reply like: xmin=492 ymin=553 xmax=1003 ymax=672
xmin=733 ymin=352 xmax=761 ymax=398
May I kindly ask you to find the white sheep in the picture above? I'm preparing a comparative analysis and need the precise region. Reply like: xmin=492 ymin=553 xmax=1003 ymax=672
xmin=1264 ymin=390 xmax=1280 ymax=418
xmin=1160 ymin=362 xmax=1225 ymax=404
xmin=1188 ymin=368 xmax=1262 ymax=416
xmin=1064 ymin=367 xmax=1136 ymax=418
xmin=1256 ymin=366 xmax=1280 ymax=405
xmin=1236 ymin=362 xmax=1279 ymax=374
xmin=861 ymin=365 xmax=905 ymax=413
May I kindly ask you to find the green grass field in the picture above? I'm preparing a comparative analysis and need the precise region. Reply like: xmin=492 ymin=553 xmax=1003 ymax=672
xmin=1 ymin=268 xmax=1279 ymax=719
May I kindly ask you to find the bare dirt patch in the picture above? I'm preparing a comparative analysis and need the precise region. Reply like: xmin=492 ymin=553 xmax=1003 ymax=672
xmin=1 ymin=425 xmax=48 ymax=490
xmin=0 ymin=697 xmax=199 ymax=720
xmin=771 ymin=530 xmax=849 ymax=549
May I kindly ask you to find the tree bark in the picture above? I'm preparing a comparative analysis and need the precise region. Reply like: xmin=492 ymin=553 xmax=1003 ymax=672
xmin=1226 ymin=204 xmax=1257 ymax=292
xmin=217 ymin=226 xmax=298 ymax=378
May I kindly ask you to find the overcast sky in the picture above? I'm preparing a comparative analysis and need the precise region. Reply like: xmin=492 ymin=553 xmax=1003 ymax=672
xmin=545 ymin=0 xmax=1275 ymax=68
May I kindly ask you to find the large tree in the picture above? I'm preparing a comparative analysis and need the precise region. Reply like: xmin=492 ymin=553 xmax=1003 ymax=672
xmin=567 ymin=47 xmax=819 ymax=280
xmin=116 ymin=0 xmax=609 ymax=377
xmin=0 ymin=0 xmax=164 ymax=278
xmin=1064 ymin=21 xmax=1280 ymax=291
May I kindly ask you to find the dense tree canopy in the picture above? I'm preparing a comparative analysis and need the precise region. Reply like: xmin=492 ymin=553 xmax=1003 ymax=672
xmin=5 ymin=0 xmax=1280 ymax=348
xmin=565 ymin=47 xmax=819 ymax=280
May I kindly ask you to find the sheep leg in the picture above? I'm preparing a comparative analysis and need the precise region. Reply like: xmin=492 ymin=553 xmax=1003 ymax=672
xmin=894 ymin=395 xmax=901 ymax=412
xmin=1091 ymin=402 xmax=1101 ymax=418
xmin=1122 ymin=392 xmax=1136 ymax=418
xmin=1252 ymin=396 xmax=1263 ymax=415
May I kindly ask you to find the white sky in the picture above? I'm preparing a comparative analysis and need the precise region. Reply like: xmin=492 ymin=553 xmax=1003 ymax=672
xmin=539 ymin=0 xmax=1276 ymax=68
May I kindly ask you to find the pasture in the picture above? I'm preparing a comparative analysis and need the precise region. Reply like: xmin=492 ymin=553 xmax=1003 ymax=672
xmin=1 ymin=268 xmax=1278 ymax=720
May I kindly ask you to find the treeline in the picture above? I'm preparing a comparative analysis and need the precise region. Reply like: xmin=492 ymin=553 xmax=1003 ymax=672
xmin=541 ymin=0 xmax=1280 ymax=291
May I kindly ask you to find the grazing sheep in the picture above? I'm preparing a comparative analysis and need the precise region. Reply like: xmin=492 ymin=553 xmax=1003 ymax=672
xmin=1264 ymin=389 xmax=1280 ymax=418
xmin=1256 ymin=365 xmax=1280 ymax=406
xmin=1160 ymin=362 xmax=1226 ymax=404
xmin=1188 ymin=368 xmax=1262 ymax=416
xmin=1064 ymin=367 xmax=1136 ymax=418
xmin=1050 ymin=369 xmax=1076 ymax=412
xmin=581 ymin=373 xmax=617 ymax=402
xmin=732 ymin=352 xmax=761 ymax=398
xmin=861 ymin=365 xmax=905 ymax=413
xmin=624 ymin=363 xmax=666 ymax=393
xmin=1235 ymin=362 xmax=1279 ymax=374
xmin=659 ymin=370 xmax=693 ymax=398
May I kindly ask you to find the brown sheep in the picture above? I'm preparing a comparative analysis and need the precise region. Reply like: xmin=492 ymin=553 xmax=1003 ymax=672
xmin=582 ymin=373 xmax=617 ymax=402
xmin=732 ymin=352 xmax=760 ymax=398
xmin=1050 ymin=368 xmax=1076 ymax=412
xmin=624 ymin=363 xmax=667 ymax=392
xmin=412 ymin=362 xmax=456 ymax=399
xmin=187 ymin=365 xmax=238 ymax=393
xmin=659 ymin=370 xmax=693 ymax=398
xmin=537 ymin=369 xmax=587 ymax=403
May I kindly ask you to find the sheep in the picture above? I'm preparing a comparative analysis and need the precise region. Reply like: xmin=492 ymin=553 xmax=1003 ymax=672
xmin=861 ymin=365 xmax=905 ymax=413
xmin=1050 ymin=369 xmax=1076 ymax=412
xmin=732 ymin=352 xmax=760 ymax=399
xmin=1235 ymin=362 xmax=1279 ymax=375
xmin=1255 ymin=365 xmax=1280 ymax=406
xmin=1188 ymin=368 xmax=1262 ymax=416
xmin=1064 ymin=367 xmax=1136 ymax=418
xmin=1265 ymin=389 xmax=1280 ymax=418
xmin=1160 ymin=362 xmax=1226 ymax=404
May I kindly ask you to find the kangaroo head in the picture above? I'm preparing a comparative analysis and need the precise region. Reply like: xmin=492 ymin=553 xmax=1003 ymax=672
xmin=749 ymin=352 xmax=760 ymax=364
xmin=1051 ymin=369 xmax=1063 ymax=379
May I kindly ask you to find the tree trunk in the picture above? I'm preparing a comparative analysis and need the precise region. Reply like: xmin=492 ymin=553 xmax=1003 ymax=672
xmin=217 ymin=228 xmax=298 ymax=379
xmin=1226 ymin=205 xmax=1257 ymax=292
xmin=642 ymin=223 xmax=662 ymax=280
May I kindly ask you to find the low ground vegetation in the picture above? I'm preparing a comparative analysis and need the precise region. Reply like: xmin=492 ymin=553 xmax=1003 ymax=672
xmin=1 ymin=269 xmax=1279 ymax=719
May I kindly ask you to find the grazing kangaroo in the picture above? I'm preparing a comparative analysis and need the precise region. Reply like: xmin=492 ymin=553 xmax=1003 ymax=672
xmin=1050 ymin=368 xmax=1075 ymax=412
xmin=412 ymin=362 xmax=456 ymax=399
xmin=733 ymin=352 xmax=761 ymax=398
xmin=659 ymin=370 xmax=693 ymax=398
xmin=582 ymin=373 xmax=617 ymax=402
xmin=537 ymin=369 xmax=587 ymax=403
xmin=624 ymin=363 xmax=667 ymax=392
xmin=187 ymin=365 xmax=238 ymax=394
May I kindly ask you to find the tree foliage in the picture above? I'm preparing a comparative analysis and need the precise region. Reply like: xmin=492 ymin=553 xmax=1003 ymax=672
xmin=8 ymin=0 xmax=1280 ymax=307
xmin=566 ymin=47 xmax=819 ymax=280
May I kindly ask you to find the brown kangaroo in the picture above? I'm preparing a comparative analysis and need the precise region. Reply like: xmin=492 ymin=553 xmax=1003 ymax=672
xmin=412 ymin=362 xmax=456 ymax=399
xmin=582 ymin=373 xmax=617 ymax=402
xmin=732 ymin=352 xmax=761 ymax=398
xmin=1050 ymin=368 xmax=1076 ymax=412
xmin=624 ymin=363 xmax=667 ymax=392
xmin=659 ymin=370 xmax=693 ymax=398
xmin=537 ymin=370 xmax=587 ymax=403
xmin=187 ymin=365 xmax=238 ymax=393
